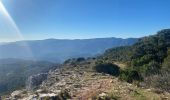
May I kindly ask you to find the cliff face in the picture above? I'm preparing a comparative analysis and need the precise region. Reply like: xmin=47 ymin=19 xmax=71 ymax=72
xmin=26 ymin=73 xmax=48 ymax=91
xmin=0 ymin=59 xmax=56 ymax=95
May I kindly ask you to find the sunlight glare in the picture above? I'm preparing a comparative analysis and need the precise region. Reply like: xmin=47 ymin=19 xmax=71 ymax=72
xmin=0 ymin=1 xmax=35 ymax=60
xmin=0 ymin=1 xmax=23 ymax=39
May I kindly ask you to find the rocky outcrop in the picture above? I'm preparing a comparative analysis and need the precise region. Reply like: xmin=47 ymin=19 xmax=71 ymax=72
xmin=26 ymin=73 xmax=48 ymax=91
xmin=4 ymin=59 xmax=170 ymax=100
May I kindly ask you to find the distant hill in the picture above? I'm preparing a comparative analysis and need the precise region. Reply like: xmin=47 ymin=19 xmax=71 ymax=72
xmin=0 ymin=38 xmax=138 ymax=62
xmin=102 ymin=29 xmax=170 ymax=70
xmin=0 ymin=59 xmax=56 ymax=95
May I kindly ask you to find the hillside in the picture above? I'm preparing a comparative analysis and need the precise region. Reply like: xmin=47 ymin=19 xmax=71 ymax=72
xmin=0 ymin=59 xmax=56 ymax=95
xmin=101 ymin=29 xmax=170 ymax=91
xmin=103 ymin=29 xmax=170 ymax=64
xmin=3 ymin=29 xmax=170 ymax=100
xmin=103 ymin=29 xmax=170 ymax=68
xmin=0 ymin=38 xmax=137 ymax=62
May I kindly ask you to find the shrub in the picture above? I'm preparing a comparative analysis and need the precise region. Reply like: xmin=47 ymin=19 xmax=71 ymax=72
xmin=94 ymin=63 xmax=120 ymax=76
xmin=119 ymin=69 xmax=143 ymax=83
xmin=144 ymin=69 xmax=170 ymax=92
xmin=144 ymin=61 xmax=160 ymax=75
xmin=76 ymin=57 xmax=85 ymax=62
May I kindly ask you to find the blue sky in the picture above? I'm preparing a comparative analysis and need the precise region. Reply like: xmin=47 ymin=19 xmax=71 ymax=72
xmin=0 ymin=0 xmax=170 ymax=42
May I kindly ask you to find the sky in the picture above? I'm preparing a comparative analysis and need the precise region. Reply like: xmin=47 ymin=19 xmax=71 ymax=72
xmin=0 ymin=0 xmax=170 ymax=42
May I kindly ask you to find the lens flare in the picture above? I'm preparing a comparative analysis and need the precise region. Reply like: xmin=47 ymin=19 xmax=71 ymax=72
xmin=0 ymin=1 xmax=35 ymax=60
xmin=0 ymin=1 xmax=23 ymax=39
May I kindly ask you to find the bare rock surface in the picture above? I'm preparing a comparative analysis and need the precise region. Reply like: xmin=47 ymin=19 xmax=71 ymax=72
xmin=26 ymin=73 xmax=48 ymax=91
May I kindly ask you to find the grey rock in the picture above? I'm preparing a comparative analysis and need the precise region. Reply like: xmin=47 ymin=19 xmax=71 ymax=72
xmin=26 ymin=73 xmax=48 ymax=91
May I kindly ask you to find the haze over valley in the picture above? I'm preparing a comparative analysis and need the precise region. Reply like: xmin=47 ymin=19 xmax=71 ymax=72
xmin=0 ymin=38 xmax=137 ymax=62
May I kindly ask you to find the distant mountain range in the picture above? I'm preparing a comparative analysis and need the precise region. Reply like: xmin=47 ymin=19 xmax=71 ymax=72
xmin=0 ymin=38 xmax=138 ymax=62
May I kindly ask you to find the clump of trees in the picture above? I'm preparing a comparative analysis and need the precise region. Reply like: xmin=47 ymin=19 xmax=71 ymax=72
xmin=93 ymin=63 xmax=120 ymax=76
xmin=119 ymin=69 xmax=143 ymax=83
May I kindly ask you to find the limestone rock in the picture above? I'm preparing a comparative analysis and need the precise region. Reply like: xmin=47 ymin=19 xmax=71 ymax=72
xmin=26 ymin=73 xmax=48 ymax=91
xmin=11 ymin=90 xmax=23 ymax=98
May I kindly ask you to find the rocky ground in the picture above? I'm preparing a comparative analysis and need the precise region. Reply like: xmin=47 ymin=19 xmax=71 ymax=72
xmin=2 ymin=59 xmax=170 ymax=100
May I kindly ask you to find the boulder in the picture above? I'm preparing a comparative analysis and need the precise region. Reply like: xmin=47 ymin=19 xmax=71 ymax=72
xmin=11 ymin=90 xmax=23 ymax=98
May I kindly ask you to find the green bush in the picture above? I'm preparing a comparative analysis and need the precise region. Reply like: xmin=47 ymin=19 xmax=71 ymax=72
xmin=145 ymin=61 xmax=160 ymax=75
xmin=162 ymin=48 xmax=170 ymax=69
xmin=119 ymin=69 xmax=143 ymax=83
xmin=94 ymin=63 xmax=120 ymax=76
xmin=76 ymin=57 xmax=85 ymax=62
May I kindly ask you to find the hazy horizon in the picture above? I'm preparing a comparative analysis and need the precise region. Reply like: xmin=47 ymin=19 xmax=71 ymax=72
xmin=0 ymin=35 xmax=140 ymax=43
xmin=1 ymin=0 xmax=170 ymax=42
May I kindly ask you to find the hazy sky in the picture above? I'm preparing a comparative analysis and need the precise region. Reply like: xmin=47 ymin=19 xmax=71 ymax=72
xmin=0 ymin=0 xmax=170 ymax=42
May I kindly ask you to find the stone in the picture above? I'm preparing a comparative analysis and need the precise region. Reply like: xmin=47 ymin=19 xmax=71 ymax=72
xmin=99 ymin=92 xmax=107 ymax=97
xmin=11 ymin=90 xmax=23 ymax=98
xmin=39 ymin=93 xmax=58 ymax=100
xmin=26 ymin=73 xmax=48 ymax=91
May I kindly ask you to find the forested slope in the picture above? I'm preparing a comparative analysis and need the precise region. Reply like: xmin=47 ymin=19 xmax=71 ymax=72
xmin=100 ymin=29 xmax=170 ymax=92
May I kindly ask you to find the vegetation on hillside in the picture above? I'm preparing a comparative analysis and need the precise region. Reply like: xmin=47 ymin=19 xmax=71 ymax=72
xmin=96 ymin=29 xmax=170 ymax=92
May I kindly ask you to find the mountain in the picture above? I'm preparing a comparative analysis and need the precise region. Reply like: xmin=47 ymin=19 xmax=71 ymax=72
xmin=0 ymin=59 xmax=56 ymax=95
xmin=3 ymin=29 xmax=170 ymax=100
xmin=0 ymin=38 xmax=138 ymax=62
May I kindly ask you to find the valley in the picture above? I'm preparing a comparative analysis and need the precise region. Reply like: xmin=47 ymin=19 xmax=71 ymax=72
xmin=0 ymin=59 xmax=56 ymax=95
xmin=0 ymin=38 xmax=137 ymax=62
